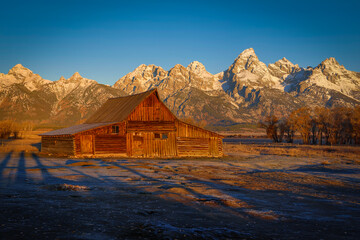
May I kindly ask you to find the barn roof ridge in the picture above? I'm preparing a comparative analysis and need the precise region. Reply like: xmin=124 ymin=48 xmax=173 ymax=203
xmin=109 ymin=88 xmax=157 ymax=100
xmin=84 ymin=88 xmax=161 ymax=124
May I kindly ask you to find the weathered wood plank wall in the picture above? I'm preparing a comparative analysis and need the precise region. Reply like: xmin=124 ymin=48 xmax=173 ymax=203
xmin=95 ymin=135 xmax=126 ymax=154
xmin=177 ymin=137 xmax=209 ymax=156
xmin=126 ymin=132 xmax=177 ymax=157
xmin=74 ymin=122 xmax=126 ymax=155
xmin=127 ymin=121 xmax=176 ymax=132
xmin=175 ymin=121 xmax=223 ymax=157
xmin=127 ymin=94 xmax=175 ymax=122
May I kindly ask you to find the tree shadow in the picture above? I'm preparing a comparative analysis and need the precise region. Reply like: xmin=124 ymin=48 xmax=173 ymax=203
xmin=1 ymin=153 xmax=359 ymax=239
xmin=15 ymin=151 xmax=28 ymax=184
xmin=0 ymin=151 xmax=13 ymax=181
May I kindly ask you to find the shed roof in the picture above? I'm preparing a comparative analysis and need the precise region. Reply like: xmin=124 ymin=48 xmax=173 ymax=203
xmin=85 ymin=88 xmax=159 ymax=123
xmin=39 ymin=122 xmax=117 ymax=136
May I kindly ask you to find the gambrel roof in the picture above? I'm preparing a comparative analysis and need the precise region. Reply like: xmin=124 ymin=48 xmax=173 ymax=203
xmin=85 ymin=89 xmax=160 ymax=123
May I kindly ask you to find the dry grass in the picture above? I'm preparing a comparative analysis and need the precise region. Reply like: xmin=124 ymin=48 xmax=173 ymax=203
xmin=224 ymin=142 xmax=360 ymax=162
xmin=0 ymin=139 xmax=40 ymax=152
xmin=0 ymin=130 xmax=43 ymax=153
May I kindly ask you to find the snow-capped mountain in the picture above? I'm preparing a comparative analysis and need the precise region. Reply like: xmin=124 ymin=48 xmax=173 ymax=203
xmin=1 ymin=48 xmax=359 ymax=126
xmin=0 ymin=66 xmax=125 ymax=124
xmin=0 ymin=64 xmax=51 ymax=91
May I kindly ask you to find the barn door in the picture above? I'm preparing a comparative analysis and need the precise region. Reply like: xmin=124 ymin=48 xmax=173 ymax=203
xmin=132 ymin=133 xmax=144 ymax=157
xmin=80 ymin=135 xmax=93 ymax=154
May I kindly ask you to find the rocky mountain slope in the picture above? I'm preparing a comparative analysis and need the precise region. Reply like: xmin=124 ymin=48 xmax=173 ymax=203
xmin=0 ymin=66 xmax=125 ymax=125
xmin=113 ymin=48 xmax=360 ymax=124
xmin=1 ymin=48 xmax=359 ymax=126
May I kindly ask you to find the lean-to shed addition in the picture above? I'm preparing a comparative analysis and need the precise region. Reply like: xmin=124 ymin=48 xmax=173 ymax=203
xmin=40 ymin=89 xmax=223 ymax=157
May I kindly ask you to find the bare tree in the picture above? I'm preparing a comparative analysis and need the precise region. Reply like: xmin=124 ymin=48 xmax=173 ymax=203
xmin=0 ymin=120 xmax=14 ymax=139
xmin=351 ymin=106 xmax=360 ymax=144
xmin=284 ymin=119 xmax=295 ymax=143
xmin=277 ymin=118 xmax=287 ymax=143
xmin=340 ymin=108 xmax=353 ymax=144
xmin=259 ymin=115 xmax=280 ymax=142
xmin=288 ymin=107 xmax=312 ymax=144
xmin=310 ymin=118 xmax=318 ymax=145
xmin=328 ymin=107 xmax=345 ymax=145
xmin=313 ymin=107 xmax=330 ymax=145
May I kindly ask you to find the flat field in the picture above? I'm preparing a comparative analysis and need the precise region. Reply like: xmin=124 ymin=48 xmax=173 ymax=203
xmin=0 ymin=138 xmax=359 ymax=239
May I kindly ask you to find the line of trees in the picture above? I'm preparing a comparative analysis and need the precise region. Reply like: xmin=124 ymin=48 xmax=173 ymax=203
xmin=0 ymin=120 xmax=34 ymax=139
xmin=259 ymin=106 xmax=360 ymax=145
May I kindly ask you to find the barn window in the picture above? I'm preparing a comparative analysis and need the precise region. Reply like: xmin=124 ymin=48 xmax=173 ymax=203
xmin=154 ymin=133 xmax=160 ymax=139
xmin=162 ymin=134 xmax=168 ymax=139
xmin=112 ymin=125 xmax=119 ymax=134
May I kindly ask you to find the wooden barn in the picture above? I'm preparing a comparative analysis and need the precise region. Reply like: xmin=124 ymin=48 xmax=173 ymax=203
xmin=40 ymin=89 xmax=223 ymax=157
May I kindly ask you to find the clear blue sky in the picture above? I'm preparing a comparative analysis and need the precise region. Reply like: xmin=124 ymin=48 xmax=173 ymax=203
xmin=1 ymin=0 xmax=359 ymax=85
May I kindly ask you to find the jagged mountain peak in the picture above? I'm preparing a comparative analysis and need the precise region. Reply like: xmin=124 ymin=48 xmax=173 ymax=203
xmin=133 ymin=64 xmax=164 ymax=73
xmin=172 ymin=64 xmax=186 ymax=69
xmin=12 ymin=63 xmax=26 ymax=69
xmin=187 ymin=61 xmax=209 ymax=75
xmin=224 ymin=48 xmax=275 ymax=86
xmin=272 ymin=57 xmax=299 ymax=69
xmin=59 ymin=76 xmax=66 ymax=81
xmin=315 ymin=57 xmax=345 ymax=76
xmin=187 ymin=61 xmax=205 ymax=69
xmin=319 ymin=57 xmax=340 ymax=68
xmin=268 ymin=57 xmax=302 ymax=79
xmin=1 ymin=63 xmax=51 ymax=91
xmin=58 ymin=72 xmax=97 ymax=86
xmin=276 ymin=57 xmax=294 ymax=65
xmin=169 ymin=64 xmax=187 ymax=74
xmin=232 ymin=48 xmax=261 ymax=68
xmin=8 ymin=63 xmax=33 ymax=77
xmin=133 ymin=64 xmax=147 ymax=71
xmin=69 ymin=72 xmax=83 ymax=80
xmin=236 ymin=48 xmax=256 ymax=60
xmin=168 ymin=64 xmax=188 ymax=78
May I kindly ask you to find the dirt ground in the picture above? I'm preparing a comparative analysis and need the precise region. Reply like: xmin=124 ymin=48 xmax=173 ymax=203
xmin=0 ymin=142 xmax=360 ymax=239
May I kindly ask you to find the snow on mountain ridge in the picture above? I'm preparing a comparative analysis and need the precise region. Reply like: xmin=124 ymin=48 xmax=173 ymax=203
xmin=1 ymin=49 xmax=359 ymax=125
xmin=0 ymin=64 xmax=51 ymax=91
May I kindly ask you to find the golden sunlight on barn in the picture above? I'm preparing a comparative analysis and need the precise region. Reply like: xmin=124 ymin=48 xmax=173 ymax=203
xmin=40 ymin=89 xmax=223 ymax=157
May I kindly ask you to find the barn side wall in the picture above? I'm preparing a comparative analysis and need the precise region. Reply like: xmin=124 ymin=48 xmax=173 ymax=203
xmin=176 ymin=121 xmax=223 ymax=157
xmin=41 ymin=136 xmax=75 ymax=155
xmin=74 ymin=122 xmax=127 ymax=155
xmin=126 ymin=131 xmax=177 ymax=157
